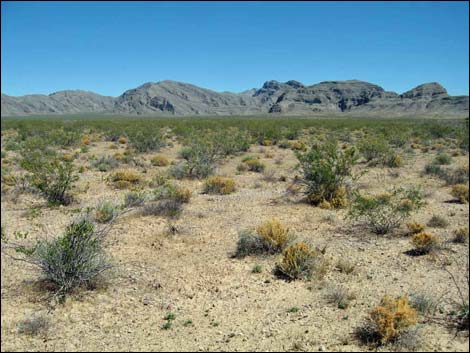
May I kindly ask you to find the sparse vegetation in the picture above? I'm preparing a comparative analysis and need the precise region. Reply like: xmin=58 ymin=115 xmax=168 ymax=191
xmin=348 ymin=187 xmax=424 ymax=235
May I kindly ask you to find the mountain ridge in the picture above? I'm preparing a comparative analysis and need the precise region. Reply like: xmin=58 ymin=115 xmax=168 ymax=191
xmin=2 ymin=80 xmax=468 ymax=116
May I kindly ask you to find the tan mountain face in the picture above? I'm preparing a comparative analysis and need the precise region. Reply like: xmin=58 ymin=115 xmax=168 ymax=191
xmin=2 ymin=80 xmax=468 ymax=116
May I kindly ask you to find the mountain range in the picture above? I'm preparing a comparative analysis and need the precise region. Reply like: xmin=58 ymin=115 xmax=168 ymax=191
xmin=1 ymin=80 xmax=468 ymax=116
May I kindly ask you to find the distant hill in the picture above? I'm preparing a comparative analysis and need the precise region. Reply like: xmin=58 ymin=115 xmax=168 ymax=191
xmin=2 ymin=80 xmax=468 ymax=116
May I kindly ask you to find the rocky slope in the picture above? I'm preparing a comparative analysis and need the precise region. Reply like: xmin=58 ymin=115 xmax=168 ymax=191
xmin=2 ymin=80 xmax=468 ymax=116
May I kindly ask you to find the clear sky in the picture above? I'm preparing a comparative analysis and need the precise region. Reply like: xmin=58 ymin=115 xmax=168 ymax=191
xmin=1 ymin=1 xmax=468 ymax=97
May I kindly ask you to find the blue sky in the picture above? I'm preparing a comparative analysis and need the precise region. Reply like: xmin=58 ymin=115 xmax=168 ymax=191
xmin=1 ymin=1 xmax=468 ymax=96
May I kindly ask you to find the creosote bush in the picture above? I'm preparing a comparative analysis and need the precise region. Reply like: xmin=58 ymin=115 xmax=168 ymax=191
xmin=296 ymin=142 xmax=357 ymax=207
xmin=275 ymin=241 xmax=328 ymax=280
xmin=203 ymin=176 xmax=236 ymax=195
xmin=10 ymin=215 xmax=110 ymax=297
xmin=142 ymin=182 xmax=191 ymax=218
xmin=21 ymin=152 xmax=78 ymax=206
xmin=411 ymin=232 xmax=439 ymax=255
xmin=348 ymin=187 xmax=424 ymax=235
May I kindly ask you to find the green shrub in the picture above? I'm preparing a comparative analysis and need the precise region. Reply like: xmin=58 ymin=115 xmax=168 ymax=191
xmin=13 ymin=216 xmax=110 ymax=297
xmin=357 ymin=137 xmax=390 ymax=164
xmin=178 ymin=140 xmax=219 ymax=179
xmin=123 ymin=190 xmax=147 ymax=208
xmin=433 ymin=153 xmax=452 ymax=165
xmin=296 ymin=142 xmax=358 ymax=207
xmin=21 ymin=153 xmax=78 ymax=206
xmin=94 ymin=200 xmax=118 ymax=223
xmin=92 ymin=155 xmax=120 ymax=172
xmin=348 ymin=187 xmax=424 ymax=235
xmin=129 ymin=131 xmax=164 ymax=153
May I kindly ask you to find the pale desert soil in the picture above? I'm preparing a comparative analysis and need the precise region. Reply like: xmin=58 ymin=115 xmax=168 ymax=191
xmin=1 ymin=139 xmax=469 ymax=352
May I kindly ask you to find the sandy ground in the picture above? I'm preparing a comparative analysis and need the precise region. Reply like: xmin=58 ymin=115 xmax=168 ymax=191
xmin=1 ymin=138 xmax=469 ymax=352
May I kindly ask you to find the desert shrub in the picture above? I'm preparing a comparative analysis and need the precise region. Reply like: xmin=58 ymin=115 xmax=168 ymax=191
xmin=151 ymin=155 xmax=170 ymax=167
xmin=241 ymin=158 xmax=265 ymax=172
xmin=275 ymin=242 xmax=328 ymax=280
xmin=384 ymin=153 xmax=404 ymax=168
xmin=235 ymin=219 xmax=294 ymax=257
xmin=406 ymin=222 xmax=425 ymax=235
xmin=409 ymin=293 xmax=438 ymax=315
xmin=142 ymin=199 xmax=183 ymax=218
xmin=118 ymin=136 xmax=128 ymax=144
xmin=167 ymin=162 xmax=190 ymax=179
xmin=123 ymin=190 xmax=147 ymax=208
xmin=451 ymin=184 xmax=469 ymax=203
xmin=452 ymin=227 xmax=469 ymax=244
xmin=92 ymin=155 xmax=120 ymax=172
xmin=110 ymin=170 xmax=142 ymax=189
xmin=81 ymin=135 xmax=91 ymax=146
xmin=427 ymin=215 xmax=449 ymax=228
xmin=296 ymin=142 xmax=358 ymax=207
xmin=289 ymin=141 xmax=307 ymax=151
xmin=153 ymin=182 xmax=191 ymax=203
xmin=142 ymin=182 xmax=191 ymax=218
xmin=348 ymin=187 xmax=424 ymax=235
xmin=235 ymin=231 xmax=271 ymax=258
xmin=178 ymin=140 xmax=219 ymax=179
xmin=278 ymin=140 xmax=290 ymax=149
xmin=335 ymin=259 xmax=356 ymax=274
xmin=129 ymin=131 xmax=164 ymax=153
xmin=94 ymin=200 xmax=118 ymax=223
xmin=356 ymin=296 xmax=417 ymax=345
xmin=203 ymin=176 xmax=236 ymax=195
xmin=256 ymin=219 xmax=293 ymax=253
xmin=423 ymin=163 xmax=444 ymax=177
xmin=21 ymin=153 xmax=78 ymax=206
xmin=411 ymin=232 xmax=439 ymax=255
xmin=433 ymin=152 xmax=452 ymax=165
xmin=357 ymin=137 xmax=390 ymax=164
xmin=17 ymin=313 xmax=49 ymax=336
xmin=324 ymin=284 xmax=355 ymax=309
xmin=12 ymin=216 xmax=110 ymax=297
xmin=440 ymin=166 xmax=469 ymax=185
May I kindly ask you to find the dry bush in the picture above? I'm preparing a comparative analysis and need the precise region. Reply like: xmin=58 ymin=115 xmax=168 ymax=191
xmin=452 ymin=227 xmax=469 ymax=244
xmin=110 ymin=170 xmax=142 ymax=189
xmin=235 ymin=219 xmax=294 ymax=257
xmin=406 ymin=222 xmax=425 ymax=235
xmin=411 ymin=232 xmax=439 ymax=255
xmin=451 ymin=184 xmax=469 ymax=203
xmin=203 ymin=176 xmax=236 ymax=195
xmin=275 ymin=242 xmax=328 ymax=280
xmin=356 ymin=296 xmax=417 ymax=345
xmin=151 ymin=155 xmax=169 ymax=167
xmin=256 ymin=219 xmax=292 ymax=253
xmin=427 ymin=214 xmax=449 ymax=228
